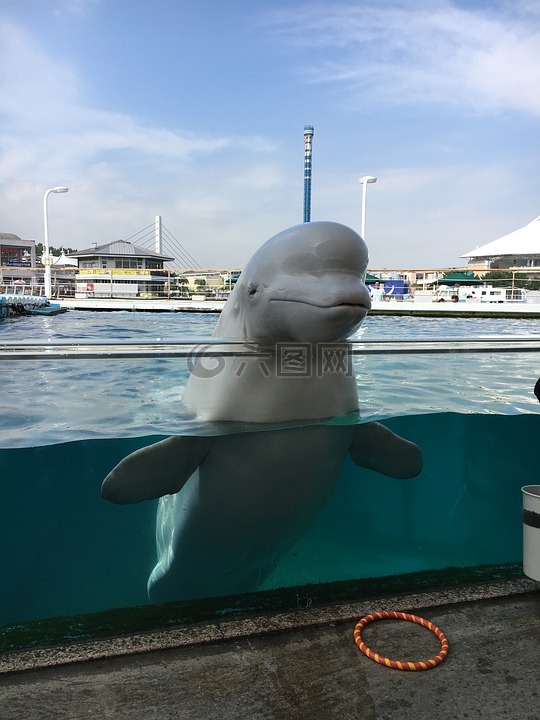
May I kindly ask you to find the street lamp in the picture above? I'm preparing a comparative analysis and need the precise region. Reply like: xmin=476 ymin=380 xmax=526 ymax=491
xmin=358 ymin=175 xmax=377 ymax=241
xmin=43 ymin=186 xmax=69 ymax=298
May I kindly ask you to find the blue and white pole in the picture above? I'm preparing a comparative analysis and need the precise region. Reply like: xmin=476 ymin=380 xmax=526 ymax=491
xmin=303 ymin=125 xmax=314 ymax=223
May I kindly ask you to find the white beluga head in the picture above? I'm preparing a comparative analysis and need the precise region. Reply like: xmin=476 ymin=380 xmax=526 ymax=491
xmin=215 ymin=221 xmax=371 ymax=343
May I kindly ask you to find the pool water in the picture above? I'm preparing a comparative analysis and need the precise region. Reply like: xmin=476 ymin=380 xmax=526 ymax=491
xmin=0 ymin=412 xmax=536 ymax=625
xmin=1 ymin=312 xmax=539 ymax=448
xmin=0 ymin=312 xmax=539 ymax=627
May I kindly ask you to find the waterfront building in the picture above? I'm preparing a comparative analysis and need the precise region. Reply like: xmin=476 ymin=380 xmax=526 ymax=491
xmin=368 ymin=268 xmax=458 ymax=293
xmin=49 ymin=252 xmax=78 ymax=297
xmin=68 ymin=240 xmax=175 ymax=299
xmin=179 ymin=270 xmax=241 ymax=297
xmin=0 ymin=233 xmax=38 ymax=290
xmin=461 ymin=216 xmax=540 ymax=278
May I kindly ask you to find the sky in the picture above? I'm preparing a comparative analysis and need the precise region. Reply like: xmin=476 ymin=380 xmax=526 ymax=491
xmin=1 ymin=0 xmax=540 ymax=270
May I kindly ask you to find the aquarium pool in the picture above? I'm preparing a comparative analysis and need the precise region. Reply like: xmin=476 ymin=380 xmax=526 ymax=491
xmin=1 ymin=311 xmax=539 ymax=646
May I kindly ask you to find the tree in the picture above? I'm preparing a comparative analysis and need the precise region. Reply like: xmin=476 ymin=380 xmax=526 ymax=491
xmin=35 ymin=243 xmax=76 ymax=258
xmin=175 ymin=277 xmax=189 ymax=295
xmin=481 ymin=271 xmax=539 ymax=290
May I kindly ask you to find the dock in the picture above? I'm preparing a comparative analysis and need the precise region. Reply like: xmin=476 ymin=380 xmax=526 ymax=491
xmin=57 ymin=297 xmax=226 ymax=313
xmin=369 ymin=299 xmax=540 ymax=318
xmin=3 ymin=294 xmax=539 ymax=317
xmin=54 ymin=297 xmax=540 ymax=318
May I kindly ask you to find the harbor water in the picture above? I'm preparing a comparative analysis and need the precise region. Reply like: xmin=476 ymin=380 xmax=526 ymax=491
xmin=1 ymin=312 xmax=539 ymax=630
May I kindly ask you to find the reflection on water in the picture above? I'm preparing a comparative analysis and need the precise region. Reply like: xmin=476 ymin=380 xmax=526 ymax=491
xmin=1 ymin=311 xmax=539 ymax=448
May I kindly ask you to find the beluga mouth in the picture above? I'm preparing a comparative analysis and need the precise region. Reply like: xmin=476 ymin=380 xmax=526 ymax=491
xmin=269 ymin=298 xmax=369 ymax=310
xmin=336 ymin=301 xmax=368 ymax=308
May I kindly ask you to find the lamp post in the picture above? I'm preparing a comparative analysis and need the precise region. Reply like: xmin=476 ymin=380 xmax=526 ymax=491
xmin=359 ymin=175 xmax=377 ymax=241
xmin=43 ymin=186 xmax=69 ymax=298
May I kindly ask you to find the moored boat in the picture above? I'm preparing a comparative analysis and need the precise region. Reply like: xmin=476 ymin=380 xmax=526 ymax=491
xmin=0 ymin=294 xmax=67 ymax=318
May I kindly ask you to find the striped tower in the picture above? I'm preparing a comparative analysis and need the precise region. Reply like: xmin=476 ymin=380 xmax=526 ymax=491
xmin=154 ymin=215 xmax=162 ymax=254
xmin=303 ymin=125 xmax=314 ymax=222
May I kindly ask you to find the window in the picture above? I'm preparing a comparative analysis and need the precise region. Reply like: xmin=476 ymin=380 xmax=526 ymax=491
xmin=145 ymin=259 xmax=162 ymax=269
xmin=1 ymin=245 xmax=31 ymax=266
xmin=114 ymin=258 xmax=142 ymax=269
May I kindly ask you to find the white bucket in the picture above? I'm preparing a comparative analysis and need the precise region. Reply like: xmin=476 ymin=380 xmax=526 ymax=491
xmin=522 ymin=485 xmax=540 ymax=582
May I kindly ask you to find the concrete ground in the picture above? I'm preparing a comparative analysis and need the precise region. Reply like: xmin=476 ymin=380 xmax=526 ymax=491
xmin=1 ymin=582 xmax=539 ymax=720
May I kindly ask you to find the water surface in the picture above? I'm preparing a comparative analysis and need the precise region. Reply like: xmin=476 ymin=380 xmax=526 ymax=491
xmin=1 ymin=312 xmax=539 ymax=447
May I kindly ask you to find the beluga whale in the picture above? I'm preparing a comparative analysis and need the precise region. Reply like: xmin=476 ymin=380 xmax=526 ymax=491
xmin=102 ymin=221 xmax=422 ymax=603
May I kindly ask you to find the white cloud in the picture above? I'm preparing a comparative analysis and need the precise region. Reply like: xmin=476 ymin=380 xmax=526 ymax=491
xmin=2 ymin=5 xmax=538 ymax=269
xmin=264 ymin=1 xmax=540 ymax=117
xmin=0 ymin=19 xmax=233 ymax=176
xmin=0 ymin=20 xmax=79 ymax=122
xmin=51 ymin=0 xmax=102 ymax=20
xmin=0 ymin=17 xmax=281 ymax=265
xmin=307 ymin=158 xmax=535 ymax=268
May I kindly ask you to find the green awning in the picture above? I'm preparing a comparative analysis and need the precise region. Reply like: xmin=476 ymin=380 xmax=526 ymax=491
xmin=434 ymin=271 xmax=483 ymax=285
xmin=365 ymin=273 xmax=380 ymax=284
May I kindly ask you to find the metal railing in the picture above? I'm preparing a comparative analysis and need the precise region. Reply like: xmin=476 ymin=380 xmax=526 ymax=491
xmin=1 ymin=336 xmax=540 ymax=360
xmin=0 ymin=284 xmax=76 ymax=297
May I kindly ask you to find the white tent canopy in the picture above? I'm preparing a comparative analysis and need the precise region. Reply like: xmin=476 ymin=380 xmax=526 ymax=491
xmin=52 ymin=252 xmax=78 ymax=267
xmin=461 ymin=216 xmax=540 ymax=258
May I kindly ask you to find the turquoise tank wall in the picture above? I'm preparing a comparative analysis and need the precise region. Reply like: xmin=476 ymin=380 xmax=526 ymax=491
xmin=0 ymin=412 xmax=536 ymax=628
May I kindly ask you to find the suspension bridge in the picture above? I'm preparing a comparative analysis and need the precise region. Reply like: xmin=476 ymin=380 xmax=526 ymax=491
xmin=122 ymin=216 xmax=202 ymax=271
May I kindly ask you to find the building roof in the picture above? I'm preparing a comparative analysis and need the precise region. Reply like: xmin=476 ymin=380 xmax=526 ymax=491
xmin=0 ymin=233 xmax=23 ymax=241
xmin=461 ymin=216 xmax=540 ymax=258
xmin=68 ymin=240 xmax=174 ymax=261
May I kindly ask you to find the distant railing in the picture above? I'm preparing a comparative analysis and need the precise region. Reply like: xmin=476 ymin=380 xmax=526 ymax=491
xmin=0 ymin=284 xmax=75 ymax=298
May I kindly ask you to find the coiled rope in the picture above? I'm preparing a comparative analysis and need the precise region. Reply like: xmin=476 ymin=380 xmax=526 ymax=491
xmin=353 ymin=610 xmax=449 ymax=671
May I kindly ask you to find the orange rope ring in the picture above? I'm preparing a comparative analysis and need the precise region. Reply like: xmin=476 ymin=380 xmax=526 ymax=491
xmin=353 ymin=610 xmax=449 ymax=671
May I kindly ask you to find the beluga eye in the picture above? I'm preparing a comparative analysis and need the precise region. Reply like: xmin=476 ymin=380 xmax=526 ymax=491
xmin=248 ymin=282 xmax=258 ymax=297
